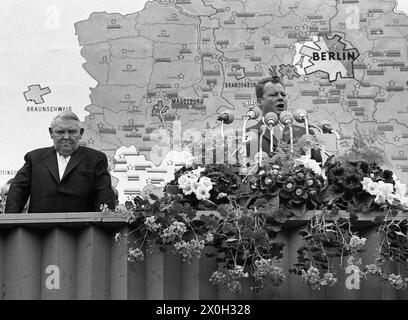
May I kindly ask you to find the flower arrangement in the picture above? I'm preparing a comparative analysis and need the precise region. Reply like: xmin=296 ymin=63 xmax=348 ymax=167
xmin=322 ymin=160 xmax=404 ymax=213
xmin=106 ymin=136 xmax=408 ymax=294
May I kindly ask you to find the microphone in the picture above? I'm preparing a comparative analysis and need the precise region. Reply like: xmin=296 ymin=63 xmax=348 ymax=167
xmin=293 ymin=108 xmax=311 ymax=156
xmin=279 ymin=111 xmax=294 ymax=125
xmin=259 ymin=124 xmax=268 ymax=166
xmin=279 ymin=111 xmax=294 ymax=153
xmin=245 ymin=106 xmax=261 ymax=120
xmin=242 ymin=106 xmax=261 ymax=143
xmin=293 ymin=108 xmax=310 ymax=135
xmin=319 ymin=120 xmax=340 ymax=138
xmin=264 ymin=112 xmax=279 ymax=127
xmin=293 ymin=108 xmax=307 ymax=123
xmin=264 ymin=112 xmax=278 ymax=155
xmin=218 ymin=111 xmax=234 ymax=140
xmin=318 ymin=120 xmax=340 ymax=153
xmin=217 ymin=111 xmax=234 ymax=124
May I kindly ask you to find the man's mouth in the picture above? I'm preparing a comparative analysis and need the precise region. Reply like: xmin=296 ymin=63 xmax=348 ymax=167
xmin=276 ymin=103 xmax=285 ymax=110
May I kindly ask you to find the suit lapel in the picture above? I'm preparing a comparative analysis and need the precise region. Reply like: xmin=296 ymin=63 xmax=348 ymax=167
xmin=248 ymin=120 xmax=281 ymax=152
xmin=282 ymin=124 xmax=307 ymax=142
xmin=41 ymin=147 xmax=59 ymax=183
xmin=61 ymin=147 xmax=85 ymax=182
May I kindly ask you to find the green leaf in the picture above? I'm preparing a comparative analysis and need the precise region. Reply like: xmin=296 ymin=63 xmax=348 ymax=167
xmin=200 ymin=199 xmax=217 ymax=210
xmin=266 ymin=195 xmax=280 ymax=211
xmin=241 ymin=228 xmax=254 ymax=238
xmin=200 ymin=215 xmax=219 ymax=229
xmin=292 ymin=203 xmax=307 ymax=218
xmin=354 ymin=194 xmax=374 ymax=213
xmin=253 ymin=198 xmax=267 ymax=208
xmin=165 ymin=185 xmax=179 ymax=194
xmin=321 ymin=185 xmax=338 ymax=204
xmin=217 ymin=204 xmax=232 ymax=217
xmin=222 ymin=222 xmax=236 ymax=234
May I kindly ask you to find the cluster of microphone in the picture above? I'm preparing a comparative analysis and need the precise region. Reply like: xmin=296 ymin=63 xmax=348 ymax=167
xmin=217 ymin=107 xmax=340 ymax=166
xmin=217 ymin=108 xmax=339 ymax=137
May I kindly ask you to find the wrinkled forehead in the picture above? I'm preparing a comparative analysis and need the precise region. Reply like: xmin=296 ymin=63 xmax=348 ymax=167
xmin=51 ymin=119 xmax=81 ymax=131
xmin=263 ymin=82 xmax=285 ymax=94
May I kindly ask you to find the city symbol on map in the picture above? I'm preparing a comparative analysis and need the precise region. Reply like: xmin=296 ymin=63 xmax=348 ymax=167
xmin=23 ymin=84 xmax=51 ymax=104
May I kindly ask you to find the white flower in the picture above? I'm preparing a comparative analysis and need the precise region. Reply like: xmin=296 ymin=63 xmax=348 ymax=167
xmin=400 ymin=197 xmax=408 ymax=208
xmin=100 ymin=203 xmax=109 ymax=212
xmin=374 ymin=193 xmax=386 ymax=204
xmin=144 ymin=216 xmax=162 ymax=232
xmin=182 ymin=183 xmax=194 ymax=195
xmin=206 ymin=233 xmax=214 ymax=243
xmin=349 ymin=235 xmax=366 ymax=250
xmin=361 ymin=177 xmax=372 ymax=189
xmin=178 ymin=175 xmax=191 ymax=189
xmin=377 ymin=181 xmax=394 ymax=196
xmin=377 ymin=181 xmax=395 ymax=203
xmin=295 ymin=155 xmax=322 ymax=175
xmin=190 ymin=166 xmax=205 ymax=179
xmin=191 ymin=180 xmax=200 ymax=192
xmin=195 ymin=185 xmax=211 ymax=200
xmin=172 ymin=221 xmax=187 ymax=235
xmin=178 ymin=174 xmax=198 ymax=195
xmin=361 ymin=178 xmax=380 ymax=196
xmin=199 ymin=176 xmax=213 ymax=190
xmin=395 ymin=180 xmax=407 ymax=199
xmin=217 ymin=192 xmax=228 ymax=199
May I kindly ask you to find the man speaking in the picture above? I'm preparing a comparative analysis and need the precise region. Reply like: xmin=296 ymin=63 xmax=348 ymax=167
xmin=5 ymin=111 xmax=115 ymax=213
xmin=246 ymin=76 xmax=322 ymax=162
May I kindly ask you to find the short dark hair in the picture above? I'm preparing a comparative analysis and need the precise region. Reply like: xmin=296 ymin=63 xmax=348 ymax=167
xmin=255 ymin=76 xmax=284 ymax=100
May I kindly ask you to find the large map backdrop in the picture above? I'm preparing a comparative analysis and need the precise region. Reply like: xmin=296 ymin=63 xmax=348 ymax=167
xmin=1 ymin=0 xmax=408 ymax=204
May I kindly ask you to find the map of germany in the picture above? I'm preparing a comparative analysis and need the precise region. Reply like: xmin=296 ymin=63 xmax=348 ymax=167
xmin=72 ymin=0 xmax=408 ymax=203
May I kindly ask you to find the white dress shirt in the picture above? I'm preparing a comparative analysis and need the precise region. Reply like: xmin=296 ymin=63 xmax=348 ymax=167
xmin=56 ymin=152 xmax=71 ymax=181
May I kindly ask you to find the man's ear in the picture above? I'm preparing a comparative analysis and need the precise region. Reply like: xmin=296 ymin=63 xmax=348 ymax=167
xmin=48 ymin=127 xmax=53 ymax=137
xmin=80 ymin=128 xmax=84 ymax=137
xmin=257 ymin=99 xmax=264 ymax=112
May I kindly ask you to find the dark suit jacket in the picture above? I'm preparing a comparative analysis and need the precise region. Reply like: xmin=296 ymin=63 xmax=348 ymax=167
xmin=246 ymin=121 xmax=322 ymax=162
xmin=5 ymin=146 xmax=115 ymax=213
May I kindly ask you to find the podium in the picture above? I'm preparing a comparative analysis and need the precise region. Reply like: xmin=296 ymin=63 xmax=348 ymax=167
xmin=0 ymin=211 xmax=407 ymax=300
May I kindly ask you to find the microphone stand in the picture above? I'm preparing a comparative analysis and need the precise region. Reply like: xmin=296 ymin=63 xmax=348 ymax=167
xmin=242 ymin=117 xmax=249 ymax=143
xmin=260 ymin=128 xmax=267 ymax=167
xmin=220 ymin=121 xmax=225 ymax=139
xmin=304 ymin=117 xmax=311 ymax=158
xmin=269 ymin=126 xmax=274 ymax=156
xmin=288 ymin=124 xmax=294 ymax=153
xmin=304 ymin=117 xmax=310 ymax=135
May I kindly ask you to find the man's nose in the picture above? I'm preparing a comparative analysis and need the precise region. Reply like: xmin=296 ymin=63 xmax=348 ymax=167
xmin=62 ymin=132 xmax=70 ymax=139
